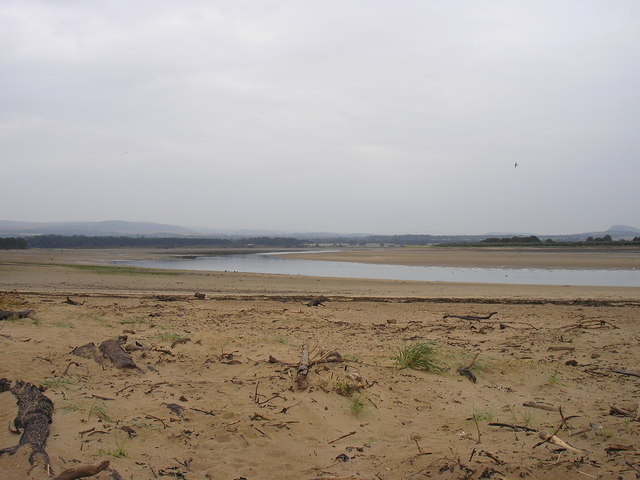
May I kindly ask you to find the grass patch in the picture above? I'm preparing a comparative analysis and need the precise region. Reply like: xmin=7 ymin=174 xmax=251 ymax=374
xmin=509 ymin=407 xmax=535 ymax=426
xmin=60 ymin=402 xmax=83 ymax=414
xmin=393 ymin=342 xmax=443 ymax=372
xmin=95 ymin=437 xmax=128 ymax=458
xmin=88 ymin=403 xmax=113 ymax=423
xmin=41 ymin=377 xmax=72 ymax=389
xmin=471 ymin=408 xmax=495 ymax=423
xmin=335 ymin=381 xmax=356 ymax=396
xmin=156 ymin=332 xmax=186 ymax=343
xmin=119 ymin=317 xmax=149 ymax=328
xmin=51 ymin=321 xmax=75 ymax=328
xmin=343 ymin=353 xmax=361 ymax=362
xmin=70 ymin=265 xmax=180 ymax=276
xmin=349 ymin=395 xmax=366 ymax=416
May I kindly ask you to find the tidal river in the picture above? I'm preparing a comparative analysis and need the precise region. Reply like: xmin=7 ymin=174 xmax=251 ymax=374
xmin=119 ymin=252 xmax=640 ymax=287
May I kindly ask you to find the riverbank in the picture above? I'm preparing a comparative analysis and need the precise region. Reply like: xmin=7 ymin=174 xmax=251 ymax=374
xmin=283 ymin=246 xmax=640 ymax=270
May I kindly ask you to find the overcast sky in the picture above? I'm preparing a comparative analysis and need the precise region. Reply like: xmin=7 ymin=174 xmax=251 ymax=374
xmin=1 ymin=1 xmax=638 ymax=235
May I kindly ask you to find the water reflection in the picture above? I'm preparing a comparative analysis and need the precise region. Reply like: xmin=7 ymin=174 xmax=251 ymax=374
xmin=120 ymin=252 xmax=639 ymax=287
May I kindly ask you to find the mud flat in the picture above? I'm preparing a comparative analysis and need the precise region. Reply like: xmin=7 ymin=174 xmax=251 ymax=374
xmin=1 ymin=248 xmax=640 ymax=479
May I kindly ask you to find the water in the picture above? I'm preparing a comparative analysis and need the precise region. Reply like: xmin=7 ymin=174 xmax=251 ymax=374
xmin=119 ymin=252 xmax=640 ymax=287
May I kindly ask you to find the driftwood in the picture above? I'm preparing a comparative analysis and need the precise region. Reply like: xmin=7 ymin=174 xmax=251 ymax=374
xmin=0 ymin=379 xmax=54 ymax=467
xmin=63 ymin=297 xmax=84 ymax=306
xmin=457 ymin=353 xmax=479 ymax=383
xmin=443 ymin=312 xmax=497 ymax=321
xmin=611 ymin=369 xmax=640 ymax=379
xmin=99 ymin=339 xmax=140 ymax=370
xmin=296 ymin=344 xmax=310 ymax=390
xmin=70 ymin=343 xmax=102 ymax=364
xmin=54 ymin=460 xmax=110 ymax=480
xmin=536 ymin=430 xmax=587 ymax=454
xmin=0 ymin=309 xmax=35 ymax=320
xmin=305 ymin=298 xmax=326 ymax=307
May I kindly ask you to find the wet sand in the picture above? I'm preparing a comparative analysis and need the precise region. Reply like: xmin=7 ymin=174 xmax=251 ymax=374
xmin=1 ymin=248 xmax=640 ymax=479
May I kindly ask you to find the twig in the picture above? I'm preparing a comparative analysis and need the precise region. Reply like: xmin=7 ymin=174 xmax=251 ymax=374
xmin=251 ymin=425 xmax=271 ymax=439
xmin=611 ymin=369 xmax=640 ymax=379
xmin=254 ymin=381 xmax=260 ymax=404
xmin=328 ymin=431 xmax=357 ymax=444
xmin=523 ymin=401 xmax=557 ymax=412
xmin=489 ymin=422 xmax=538 ymax=432
xmin=144 ymin=414 xmax=168 ymax=429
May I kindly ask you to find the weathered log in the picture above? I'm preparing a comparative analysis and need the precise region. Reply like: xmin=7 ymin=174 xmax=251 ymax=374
xmin=296 ymin=344 xmax=310 ymax=390
xmin=99 ymin=339 xmax=140 ymax=370
xmin=54 ymin=460 xmax=110 ymax=480
xmin=0 ymin=380 xmax=54 ymax=466
xmin=0 ymin=309 xmax=35 ymax=320
xmin=70 ymin=343 xmax=102 ymax=364
xmin=443 ymin=312 xmax=497 ymax=321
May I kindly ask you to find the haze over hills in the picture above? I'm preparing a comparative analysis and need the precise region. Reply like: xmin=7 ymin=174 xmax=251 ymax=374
xmin=0 ymin=220 xmax=638 ymax=241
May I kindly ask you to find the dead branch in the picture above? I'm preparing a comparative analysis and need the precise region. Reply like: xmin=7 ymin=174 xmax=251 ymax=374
xmin=560 ymin=319 xmax=619 ymax=330
xmin=489 ymin=422 xmax=538 ymax=432
xmin=328 ymin=431 xmax=357 ymax=444
xmin=54 ymin=460 xmax=110 ymax=480
xmin=610 ymin=369 xmax=640 ymax=379
xmin=296 ymin=343 xmax=310 ymax=390
xmin=63 ymin=297 xmax=84 ymax=306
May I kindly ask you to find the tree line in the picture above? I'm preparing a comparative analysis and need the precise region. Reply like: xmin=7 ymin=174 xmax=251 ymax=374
xmin=1 ymin=235 xmax=306 ymax=249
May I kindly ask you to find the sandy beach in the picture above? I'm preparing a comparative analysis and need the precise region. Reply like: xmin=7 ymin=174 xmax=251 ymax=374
xmin=1 ymin=248 xmax=640 ymax=480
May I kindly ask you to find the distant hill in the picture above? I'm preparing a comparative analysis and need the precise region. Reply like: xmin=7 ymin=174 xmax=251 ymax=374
xmin=1 ymin=220 xmax=638 ymax=242
xmin=0 ymin=220 xmax=195 ymax=237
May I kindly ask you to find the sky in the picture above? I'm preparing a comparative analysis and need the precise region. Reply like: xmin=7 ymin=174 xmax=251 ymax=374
xmin=1 ymin=1 xmax=639 ymax=235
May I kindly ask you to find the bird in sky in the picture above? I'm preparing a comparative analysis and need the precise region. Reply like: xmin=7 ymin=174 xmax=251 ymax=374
xmin=514 ymin=162 xmax=519 ymax=168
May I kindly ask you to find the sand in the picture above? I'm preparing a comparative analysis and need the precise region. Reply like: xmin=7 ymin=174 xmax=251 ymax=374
xmin=1 ymin=248 xmax=640 ymax=480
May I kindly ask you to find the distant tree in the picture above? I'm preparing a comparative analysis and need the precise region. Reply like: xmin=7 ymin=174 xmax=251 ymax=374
xmin=602 ymin=234 xmax=612 ymax=242
xmin=0 ymin=237 xmax=27 ymax=249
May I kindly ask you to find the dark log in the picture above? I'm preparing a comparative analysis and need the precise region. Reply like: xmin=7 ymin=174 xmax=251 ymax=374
xmin=305 ymin=298 xmax=325 ymax=307
xmin=0 ymin=380 xmax=54 ymax=466
xmin=99 ymin=339 xmax=140 ymax=370
xmin=443 ymin=312 xmax=497 ymax=321
xmin=63 ymin=297 xmax=84 ymax=306
xmin=54 ymin=460 xmax=110 ymax=480
xmin=0 ymin=309 xmax=35 ymax=320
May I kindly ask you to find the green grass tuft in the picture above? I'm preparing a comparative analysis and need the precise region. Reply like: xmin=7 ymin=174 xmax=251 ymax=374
xmin=349 ymin=395 xmax=366 ymax=416
xmin=393 ymin=342 xmax=443 ymax=372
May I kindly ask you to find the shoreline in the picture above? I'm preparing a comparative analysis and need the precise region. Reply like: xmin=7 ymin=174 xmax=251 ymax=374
xmin=2 ymin=248 xmax=639 ymax=301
